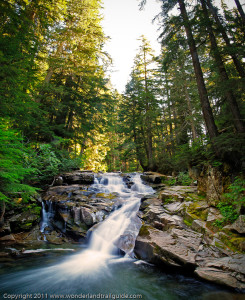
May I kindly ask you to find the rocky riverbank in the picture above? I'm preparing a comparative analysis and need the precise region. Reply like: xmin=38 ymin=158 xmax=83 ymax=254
xmin=0 ymin=170 xmax=244 ymax=292
xmin=135 ymin=172 xmax=245 ymax=291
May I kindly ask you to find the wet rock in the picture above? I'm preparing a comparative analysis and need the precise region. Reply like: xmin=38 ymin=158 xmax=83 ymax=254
xmin=81 ymin=207 xmax=94 ymax=226
xmin=62 ymin=171 xmax=94 ymax=185
xmin=116 ymin=233 xmax=135 ymax=254
xmin=53 ymin=176 xmax=64 ymax=186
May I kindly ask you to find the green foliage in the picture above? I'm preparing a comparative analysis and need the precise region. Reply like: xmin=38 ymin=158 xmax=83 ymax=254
xmin=28 ymin=143 xmax=81 ymax=185
xmin=215 ymin=175 xmax=244 ymax=227
xmin=223 ymin=175 xmax=245 ymax=213
xmin=176 ymin=172 xmax=192 ymax=186
xmin=0 ymin=121 xmax=37 ymax=203
xmin=214 ymin=202 xmax=238 ymax=228
xmin=165 ymin=177 xmax=177 ymax=186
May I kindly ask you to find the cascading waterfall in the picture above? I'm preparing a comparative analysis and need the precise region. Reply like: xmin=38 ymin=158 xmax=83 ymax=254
xmin=88 ymin=173 xmax=153 ymax=256
xmin=52 ymin=173 xmax=154 ymax=276
xmin=0 ymin=173 xmax=230 ymax=298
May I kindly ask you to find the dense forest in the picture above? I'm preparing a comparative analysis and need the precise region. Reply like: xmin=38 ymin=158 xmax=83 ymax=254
xmin=0 ymin=0 xmax=244 ymax=211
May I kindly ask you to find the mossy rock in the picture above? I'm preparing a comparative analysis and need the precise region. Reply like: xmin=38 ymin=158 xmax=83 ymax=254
xmin=184 ymin=219 xmax=193 ymax=227
xmin=230 ymin=237 xmax=245 ymax=253
xmin=9 ymin=210 xmax=40 ymax=232
xmin=187 ymin=202 xmax=208 ymax=221
xmin=139 ymin=225 xmax=151 ymax=237
xmin=95 ymin=193 xmax=117 ymax=200
xmin=216 ymin=232 xmax=245 ymax=253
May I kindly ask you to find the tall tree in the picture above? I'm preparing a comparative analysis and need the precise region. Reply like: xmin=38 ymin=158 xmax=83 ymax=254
xmin=199 ymin=0 xmax=245 ymax=133
xmin=206 ymin=0 xmax=245 ymax=78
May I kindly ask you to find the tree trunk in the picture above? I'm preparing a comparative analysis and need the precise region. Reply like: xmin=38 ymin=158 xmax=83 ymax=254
xmin=178 ymin=0 xmax=219 ymax=140
xmin=200 ymin=0 xmax=245 ymax=133
xmin=206 ymin=0 xmax=245 ymax=78
xmin=184 ymin=82 xmax=198 ymax=140
xmin=143 ymin=46 xmax=154 ymax=170
xmin=234 ymin=0 xmax=245 ymax=25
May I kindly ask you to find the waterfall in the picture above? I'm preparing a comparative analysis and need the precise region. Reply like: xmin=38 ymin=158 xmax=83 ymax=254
xmin=50 ymin=173 xmax=153 ymax=275
xmin=88 ymin=173 xmax=154 ymax=256
xmin=40 ymin=200 xmax=54 ymax=233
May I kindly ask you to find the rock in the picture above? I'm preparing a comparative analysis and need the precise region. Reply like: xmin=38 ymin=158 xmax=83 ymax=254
xmin=191 ymin=219 xmax=207 ymax=234
xmin=135 ymin=226 xmax=202 ymax=269
xmin=195 ymin=255 xmax=245 ymax=290
xmin=8 ymin=211 xmax=40 ymax=232
xmin=0 ymin=221 xmax=11 ymax=237
xmin=140 ymin=198 xmax=161 ymax=210
xmin=62 ymin=171 xmax=94 ymax=185
xmin=141 ymin=172 xmax=163 ymax=184
xmin=45 ymin=231 xmax=65 ymax=245
xmin=224 ymin=215 xmax=245 ymax=234
xmin=0 ymin=234 xmax=16 ymax=242
xmin=195 ymin=267 xmax=244 ymax=290
xmin=206 ymin=208 xmax=223 ymax=232
xmin=159 ymin=186 xmax=197 ymax=203
xmin=116 ymin=233 xmax=135 ymax=254
xmin=81 ymin=207 xmax=94 ymax=226
xmin=164 ymin=202 xmax=184 ymax=214
xmin=53 ymin=176 xmax=63 ymax=186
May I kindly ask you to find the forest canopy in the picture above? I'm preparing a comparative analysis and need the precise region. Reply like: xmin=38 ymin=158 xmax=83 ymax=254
xmin=0 ymin=0 xmax=244 ymax=204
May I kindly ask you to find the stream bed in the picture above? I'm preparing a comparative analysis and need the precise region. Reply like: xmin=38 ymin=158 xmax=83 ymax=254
xmin=0 ymin=173 xmax=241 ymax=299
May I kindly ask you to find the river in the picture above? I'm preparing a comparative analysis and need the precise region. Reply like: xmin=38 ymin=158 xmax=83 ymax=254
xmin=0 ymin=173 xmax=237 ymax=299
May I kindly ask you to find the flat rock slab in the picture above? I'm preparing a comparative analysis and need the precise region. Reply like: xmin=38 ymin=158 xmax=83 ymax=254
xmin=135 ymin=226 xmax=202 ymax=268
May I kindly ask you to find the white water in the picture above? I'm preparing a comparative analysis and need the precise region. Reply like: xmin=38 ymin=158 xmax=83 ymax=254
xmin=52 ymin=173 xmax=154 ymax=276
xmin=40 ymin=200 xmax=55 ymax=233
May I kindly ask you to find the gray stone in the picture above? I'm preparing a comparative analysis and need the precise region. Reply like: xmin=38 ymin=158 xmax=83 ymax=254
xmin=81 ymin=207 xmax=94 ymax=226
xmin=224 ymin=215 xmax=245 ymax=234
xmin=191 ymin=219 xmax=207 ymax=234
xmin=206 ymin=207 xmax=223 ymax=231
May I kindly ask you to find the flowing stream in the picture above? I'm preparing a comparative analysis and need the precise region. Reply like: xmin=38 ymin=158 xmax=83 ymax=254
xmin=0 ymin=173 xmax=235 ymax=299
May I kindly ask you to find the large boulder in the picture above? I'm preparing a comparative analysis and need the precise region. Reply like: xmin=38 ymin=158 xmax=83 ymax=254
xmin=195 ymin=255 xmax=245 ymax=290
xmin=8 ymin=211 xmax=40 ymax=232
xmin=141 ymin=172 xmax=163 ymax=184
xmin=135 ymin=225 xmax=202 ymax=269
xmin=224 ymin=215 xmax=245 ymax=235
xmin=62 ymin=171 xmax=94 ymax=185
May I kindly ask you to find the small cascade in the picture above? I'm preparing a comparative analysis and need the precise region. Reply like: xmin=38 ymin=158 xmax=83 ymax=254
xmin=40 ymin=200 xmax=55 ymax=233
xmin=91 ymin=173 xmax=129 ymax=194
xmin=87 ymin=173 xmax=154 ymax=256
xmin=131 ymin=173 xmax=154 ymax=194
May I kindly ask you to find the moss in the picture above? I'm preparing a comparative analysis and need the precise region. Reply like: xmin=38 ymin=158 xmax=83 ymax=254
xmin=139 ymin=225 xmax=150 ymax=237
xmin=187 ymin=202 xmax=208 ymax=221
xmin=184 ymin=219 xmax=192 ymax=227
xmin=95 ymin=193 xmax=117 ymax=200
xmin=230 ymin=237 xmax=245 ymax=253
xmin=162 ymin=197 xmax=173 ymax=205
xmin=214 ymin=240 xmax=225 ymax=249
xmin=218 ymin=233 xmax=245 ymax=253
xmin=21 ymin=222 xmax=33 ymax=230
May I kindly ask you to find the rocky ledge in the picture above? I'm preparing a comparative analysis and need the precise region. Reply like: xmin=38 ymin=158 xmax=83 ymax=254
xmin=134 ymin=180 xmax=245 ymax=291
